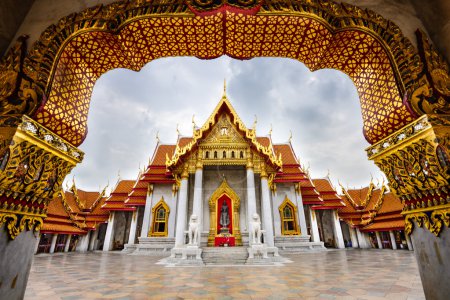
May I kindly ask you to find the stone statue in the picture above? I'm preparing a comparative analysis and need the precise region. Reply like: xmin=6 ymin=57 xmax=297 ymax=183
xmin=188 ymin=214 xmax=200 ymax=245
xmin=249 ymin=213 xmax=262 ymax=245
xmin=219 ymin=201 xmax=230 ymax=228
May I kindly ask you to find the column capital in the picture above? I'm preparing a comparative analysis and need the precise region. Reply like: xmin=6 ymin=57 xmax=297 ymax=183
xmin=260 ymin=161 xmax=268 ymax=178
xmin=246 ymin=148 xmax=253 ymax=169
xmin=181 ymin=164 xmax=189 ymax=179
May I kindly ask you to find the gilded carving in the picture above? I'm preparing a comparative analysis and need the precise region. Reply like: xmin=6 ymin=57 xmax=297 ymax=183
xmin=404 ymin=208 xmax=450 ymax=237
xmin=0 ymin=212 xmax=43 ymax=240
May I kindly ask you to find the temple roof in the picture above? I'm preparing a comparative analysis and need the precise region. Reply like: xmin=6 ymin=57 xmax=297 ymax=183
xmin=102 ymin=179 xmax=136 ymax=211
xmin=42 ymin=185 xmax=108 ymax=234
xmin=338 ymin=184 xmax=405 ymax=232
xmin=311 ymin=178 xmax=346 ymax=210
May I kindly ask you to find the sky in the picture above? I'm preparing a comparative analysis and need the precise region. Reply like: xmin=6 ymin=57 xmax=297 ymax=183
xmin=64 ymin=56 xmax=385 ymax=194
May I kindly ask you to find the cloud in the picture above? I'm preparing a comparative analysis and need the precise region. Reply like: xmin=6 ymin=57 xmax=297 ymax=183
xmin=66 ymin=56 xmax=384 ymax=193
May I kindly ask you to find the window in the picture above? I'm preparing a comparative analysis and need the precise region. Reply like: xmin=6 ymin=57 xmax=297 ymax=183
xmin=223 ymin=151 xmax=226 ymax=158
xmin=240 ymin=151 xmax=244 ymax=159
xmin=150 ymin=198 xmax=170 ymax=236
xmin=231 ymin=151 xmax=235 ymax=158
xmin=279 ymin=197 xmax=300 ymax=235
xmin=205 ymin=151 xmax=209 ymax=159
xmin=214 ymin=151 xmax=218 ymax=159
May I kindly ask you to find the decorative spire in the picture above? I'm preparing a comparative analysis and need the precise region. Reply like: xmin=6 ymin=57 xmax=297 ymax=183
xmin=269 ymin=124 xmax=273 ymax=136
xmin=252 ymin=114 xmax=257 ymax=130
xmin=155 ymin=131 xmax=160 ymax=144
xmin=223 ymin=79 xmax=227 ymax=97
xmin=176 ymin=124 xmax=180 ymax=136
xmin=192 ymin=114 xmax=197 ymax=131
xmin=288 ymin=130 xmax=293 ymax=143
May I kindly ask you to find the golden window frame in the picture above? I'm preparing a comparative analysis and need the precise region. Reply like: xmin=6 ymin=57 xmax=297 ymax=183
xmin=279 ymin=196 xmax=300 ymax=235
xmin=149 ymin=197 xmax=170 ymax=237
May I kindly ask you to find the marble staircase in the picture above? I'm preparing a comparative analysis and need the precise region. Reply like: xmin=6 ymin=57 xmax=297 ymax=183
xmin=202 ymin=247 xmax=248 ymax=265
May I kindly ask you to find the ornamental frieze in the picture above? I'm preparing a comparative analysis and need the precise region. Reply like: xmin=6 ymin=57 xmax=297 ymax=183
xmin=0 ymin=115 xmax=83 ymax=239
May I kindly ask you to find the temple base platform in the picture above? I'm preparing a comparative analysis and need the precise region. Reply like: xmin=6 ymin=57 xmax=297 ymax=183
xmin=275 ymin=236 xmax=326 ymax=253
xmin=128 ymin=237 xmax=175 ymax=255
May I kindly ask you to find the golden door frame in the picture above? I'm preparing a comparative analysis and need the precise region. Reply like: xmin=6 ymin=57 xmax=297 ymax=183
xmin=207 ymin=179 xmax=242 ymax=246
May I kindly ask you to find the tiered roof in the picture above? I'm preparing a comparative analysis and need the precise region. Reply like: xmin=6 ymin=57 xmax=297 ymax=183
xmin=41 ymin=184 xmax=108 ymax=235
xmin=338 ymin=183 xmax=404 ymax=232
xmin=102 ymin=179 xmax=136 ymax=211
xmin=311 ymin=178 xmax=345 ymax=210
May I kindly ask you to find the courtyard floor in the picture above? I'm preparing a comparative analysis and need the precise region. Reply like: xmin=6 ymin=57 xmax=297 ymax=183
xmin=25 ymin=249 xmax=424 ymax=300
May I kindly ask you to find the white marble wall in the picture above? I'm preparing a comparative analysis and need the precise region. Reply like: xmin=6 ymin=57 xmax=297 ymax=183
xmin=150 ymin=184 xmax=176 ymax=237
xmin=271 ymin=183 xmax=297 ymax=237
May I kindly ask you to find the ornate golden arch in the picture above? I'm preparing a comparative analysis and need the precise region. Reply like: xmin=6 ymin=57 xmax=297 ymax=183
xmin=279 ymin=196 xmax=300 ymax=236
xmin=149 ymin=197 xmax=170 ymax=237
xmin=207 ymin=179 xmax=242 ymax=246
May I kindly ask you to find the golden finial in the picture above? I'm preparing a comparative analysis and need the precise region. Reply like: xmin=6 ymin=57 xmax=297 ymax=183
xmin=155 ymin=131 xmax=160 ymax=143
xmin=223 ymin=79 xmax=227 ymax=96
xmin=192 ymin=114 xmax=196 ymax=131
xmin=288 ymin=130 xmax=293 ymax=143
xmin=269 ymin=124 xmax=273 ymax=136
xmin=326 ymin=169 xmax=330 ymax=178
xmin=252 ymin=115 xmax=257 ymax=130
xmin=176 ymin=124 xmax=180 ymax=136
xmin=117 ymin=169 xmax=121 ymax=180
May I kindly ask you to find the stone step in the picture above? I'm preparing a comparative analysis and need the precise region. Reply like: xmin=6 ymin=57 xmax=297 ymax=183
xmin=202 ymin=246 xmax=248 ymax=265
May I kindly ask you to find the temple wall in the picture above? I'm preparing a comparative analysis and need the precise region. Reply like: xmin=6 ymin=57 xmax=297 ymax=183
xmin=272 ymin=183 xmax=297 ymax=237
xmin=112 ymin=211 xmax=131 ymax=249
xmin=340 ymin=221 xmax=351 ymax=246
xmin=304 ymin=205 xmax=312 ymax=235
xmin=7 ymin=0 xmax=449 ymax=62
xmin=151 ymin=184 xmax=175 ymax=237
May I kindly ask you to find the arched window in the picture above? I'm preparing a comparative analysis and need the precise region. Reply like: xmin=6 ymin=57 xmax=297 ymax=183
xmin=279 ymin=196 xmax=300 ymax=235
xmin=223 ymin=151 xmax=226 ymax=158
xmin=205 ymin=151 xmax=209 ymax=159
xmin=214 ymin=151 xmax=218 ymax=159
xmin=231 ymin=151 xmax=235 ymax=158
xmin=150 ymin=197 xmax=170 ymax=237
xmin=240 ymin=151 xmax=244 ymax=159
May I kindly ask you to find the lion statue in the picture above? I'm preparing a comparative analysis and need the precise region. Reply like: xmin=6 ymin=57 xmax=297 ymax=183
xmin=188 ymin=214 xmax=200 ymax=245
xmin=249 ymin=213 xmax=262 ymax=245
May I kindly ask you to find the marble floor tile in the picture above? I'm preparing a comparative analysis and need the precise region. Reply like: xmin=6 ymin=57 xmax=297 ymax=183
xmin=25 ymin=249 xmax=424 ymax=300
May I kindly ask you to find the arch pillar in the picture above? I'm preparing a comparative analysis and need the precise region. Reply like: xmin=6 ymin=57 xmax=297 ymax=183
xmin=368 ymin=114 xmax=450 ymax=299
xmin=0 ymin=115 xmax=83 ymax=299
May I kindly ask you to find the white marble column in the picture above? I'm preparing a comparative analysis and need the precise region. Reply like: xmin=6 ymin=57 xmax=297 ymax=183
xmin=349 ymin=227 xmax=359 ymax=248
xmin=127 ymin=209 xmax=139 ymax=245
xmin=260 ymin=174 xmax=275 ymax=247
xmin=375 ymin=231 xmax=383 ymax=249
xmin=332 ymin=210 xmax=345 ymax=249
xmin=77 ymin=231 xmax=91 ymax=252
xmin=246 ymin=167 xmax=257 ymax=231
xmin=389 ymin=230 xmax=397 ymax=250
xmin=356 ymin=229 xmax=369 ymax=248
xmin=34 ymin=233 xmax=41 ymax=254
xmin=294 ymin=187 xmax=308 ymax=236
xmin=140 ymin=185 xmax=154 ymax=238
xmin=49 ymin=234 xmax=58 ymax=254
xmin=192 ymin=165 xmax=203 ymax=233
xmin=405 ymin=233 xmax=413 ymax=251
xmin=175 ymin=167 xmax=189 ymax=247
xmin=89 ymin=230 xmax=99 ymax=251
xmin=64 ymin=234 xmax=72 ymax=252
xmin=103 ymin=211 xmax=116 ymax=251
xmin=309 ymin=209 xmax=321 ymax=242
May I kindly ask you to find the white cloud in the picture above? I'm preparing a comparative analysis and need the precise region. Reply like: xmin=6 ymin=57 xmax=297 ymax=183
xmin=66 ymin=56 xmax=384 ymax=193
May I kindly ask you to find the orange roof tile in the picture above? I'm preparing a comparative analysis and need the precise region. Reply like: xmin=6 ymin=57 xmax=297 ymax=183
xmin=256 ymin=136 xmax=271 ymax=148
xmin=273 ymin=144 xmax=298 ymax=165
xmin=361 ymin=219 xmax=405 ymax=231
xmin=150 ymin=144 xmax=176 ymax=166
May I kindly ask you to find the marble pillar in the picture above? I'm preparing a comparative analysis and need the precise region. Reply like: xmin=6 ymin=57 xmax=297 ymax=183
xmin=309 ymin=209 xmax=321 ymax=242
xmin=356 ymin=229 xmax=370 ymax=248
xmin=0 ymin=229 xmax=39 ymax=299
xmin=389 ymin=230 xmax=397 ymax=250
xmin=49 ymin=234 xmax=58 ymax=254
xmin=246 ymin=167 xmax=257 ymax=230
xmin=34 ymin=233 xmax=41 ymax=254
xmin=174 ymin=170 xmax=189 ymax=247
xmin=331 ymin=210 xmax=345 ymax=249
xmin=76 ymin=231 xmax=90 ymax=252
xmin=127 ymin=209 xmax=139 ymax=245
xmin=349 ymin=227 xmax=359 ymax=248
xmin=140 ymin=186 xmax=153 ymax=238
xmin=192 ymin=167 xmax=203 ymax=232
xmin=64 ymin=234 xmax=72 ymax=252
xmin=375 ymin=231 xmax=383 ymax=249
xmin=89 ymin=230 xmax=98 ymax=251
xmin=405 ymin=233 xmax=413 ymax=251
xmin=294 ymin=189 xmax=308 ymax=236
xmin=260 ymin=176 xmax=275 ymax=247
xmin=103 ymin=211 xmax=116 ymax=251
